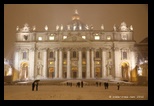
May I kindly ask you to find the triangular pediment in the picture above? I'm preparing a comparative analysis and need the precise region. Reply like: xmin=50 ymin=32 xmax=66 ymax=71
xmin=61 ymin=35 xmax=91 ymax=42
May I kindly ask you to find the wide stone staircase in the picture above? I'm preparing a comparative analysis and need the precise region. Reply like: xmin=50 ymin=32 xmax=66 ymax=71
xmin=4 ymin=79 xmax=139 ymax=86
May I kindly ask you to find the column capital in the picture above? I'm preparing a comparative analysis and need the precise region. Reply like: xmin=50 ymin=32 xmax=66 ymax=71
xmin=78 ymin=47 xmax=83 ymax=51
xmin=66 ymin=47 xmax=71 ymax=51
xmin=101 ymin=47 xmax=107 ymax=51
xmin=58 ymin=47 xmax=64 ymax=51
xmin=114 ymin=47 xmax=119 ymax=51
xmin=53 ymin=48 xmax=59 ymax=51
xmin=90 ymin=48 xmax=95 ymax=51
xmin=30 ymin=47 xmax=35 ymax=51
xmin=15 ymin=48 xmax=21 ymax=52
xmin=42 ymin=48 xmax=48 ymax=51
xmin=86 ymin=47 xmax=90 ymax=51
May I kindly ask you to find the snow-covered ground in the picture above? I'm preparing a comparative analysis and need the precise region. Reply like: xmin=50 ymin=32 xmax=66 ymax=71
xmin=4 ymin=84 xmax=148 ymax=100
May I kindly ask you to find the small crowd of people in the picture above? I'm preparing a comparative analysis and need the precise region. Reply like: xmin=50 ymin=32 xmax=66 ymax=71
xmin=31 ymin=80 xmax=120 ymax=91
xmin=76 ymin=81 xmax=84 ymax=88
xmin=96 ymin=81 xmax=120 ymax=90
xmin=66 ymin=82 xmax=73 ymax=87
xmin=96 ymin=82 xmax=102 ymax=87
xmin=104 ymin=82 xmax=109 ymax=89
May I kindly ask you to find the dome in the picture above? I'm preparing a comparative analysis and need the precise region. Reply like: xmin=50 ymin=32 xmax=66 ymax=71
xmin=65 ymin=10 xmax=90 ymax=31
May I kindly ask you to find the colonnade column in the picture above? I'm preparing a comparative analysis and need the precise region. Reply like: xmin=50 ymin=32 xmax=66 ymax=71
xmin=114 ymin=47 xmax=121 ymax=80
xmin=78 ymin=48 xmax=82 ymax=79
xmin=91 ymin=48 xmax=95 ymax=78
xmin=54 ymin=49 xmax=58 ymax=78
xmin=43 ymin=48 xmax=47 ymax=78
xmin=67 ymin=48 xmax=71 ymax=79
xmin=86 ymin=48 xmax=90 ymax=78
xmin=59 ymin=48 xmax=63 ymax=78
xmin=14 ymin=48 xmax=19 ymax=73
xmin=29 ymin=48 xmax=35 ymax=80
xmin=102 ymin=48 xmax=107 ymax=78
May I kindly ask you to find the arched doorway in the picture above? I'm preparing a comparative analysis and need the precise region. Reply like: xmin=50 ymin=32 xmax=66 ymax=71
xmin=49 ymin=67 xmax=54 ymax=78
xmin=95 ymin=67 xmax=101 ymax=78
xmin=121 ymin=62 xmax=129 ymax=81
xmin=20 ymin=62 xmax=29 ymax=81
xmin=72 ymin=67 xmax=78 ymax=78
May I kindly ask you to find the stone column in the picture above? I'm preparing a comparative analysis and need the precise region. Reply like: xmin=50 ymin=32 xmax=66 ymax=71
xmin=67 ymin=48 xmax=71 ymax=79
xmin=91 ymin=48 xmax=95 ymax=78
xmin=130 ymin=49 xmax=136 ymax=71
xmin=14 ymin=48 xmax=20 ymax=71
xmin=43 ymin=48 xmax=48 ymax=78
xmin=59 ymin=48 xmax=63 ymax=78
xmin=86 ymin=48 xmax=90 ymax=78
xmin=54 ymin=49 xmax=58 ymax=78
xmin=114 ymin=47 xmax=121 ymax=80
xmin=102 ymin=48 xmax=107 ymax=78
xmin=78 ymin=48 xmax=82 ymax=79
xmin=29 ymin=48 xmax=35 ymax=80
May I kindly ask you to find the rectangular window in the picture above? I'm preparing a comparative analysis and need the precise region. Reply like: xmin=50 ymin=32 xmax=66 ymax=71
xmin=49 ymin=36 xmax=54 ymax=40
xmin=49 ymin=52 xmax=53 ymax=58
xmin=123 ymin=52 xmax=127 ymax=59
xmin=64 ymin=53 xmax=67 ymax=58
xmin=63 ymin=61 xmax=67 ymax=65
xmin=109 ymin=52 xmax=111 ymax=59
xmin=63 ymin=36 xmax=67 ymax=39
xmin=73 ymin=51 xmax=76 ymax=58
xmin=23 ymin=52 xmax=27 ymax=59
xmin=50 ymin=61 xmax=53 ymax=64
xmin=82 ymin=52 xmax=86 ymax=58
xmin=82 ymin=36 xmax=86 ymax=39
xmin=82 ymin=61 xmax=86 ymax=65
xmin=38 ymin=37 xmax=42 ymax=41
xmin=96 ymin=51 xmax=99 ymax=58
xmin=38 ymin=52 xmax=40 ymax=59
xmin=95 ymin=36 xmax=100 ymax=40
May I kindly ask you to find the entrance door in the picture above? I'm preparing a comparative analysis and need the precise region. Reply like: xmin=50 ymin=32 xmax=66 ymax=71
xmin=121 ymin=62 xmax=129 ymax=81
xmin=49 ymin=67 xmax=54 ymax=78
xmin=73 ymin=72 xmax=77 ymax=78
xmin=72 ymin=66 xmax=78 ymax=79
xmin=82 ymin=72 xmax=86 ymax=78
xmin=95 ymin=67 xmax=101 ymax=78
xmin=20 ymin=62 xmax=28 ymax=81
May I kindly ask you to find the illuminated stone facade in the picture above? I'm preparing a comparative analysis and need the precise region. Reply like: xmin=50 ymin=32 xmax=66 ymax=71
xmin=13 ymin=10 xmax=139 ymax=81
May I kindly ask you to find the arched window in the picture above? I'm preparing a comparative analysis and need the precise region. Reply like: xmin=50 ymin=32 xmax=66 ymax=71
xmin=50 ymin=52 xmax=53 ymax=58
xmin=38 ymin=52 xmax=40 ymax=59
xmin=96 ymin=51 xmax=99 ymax=58
xmin=73 ymin=51 xmax=76 ymax=58
xmin=23 ymin=52 xmax=27 ymax=59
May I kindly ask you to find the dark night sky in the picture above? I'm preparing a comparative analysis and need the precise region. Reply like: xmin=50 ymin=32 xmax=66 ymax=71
xmin=4 ymin=4 xmax=148 ymax=58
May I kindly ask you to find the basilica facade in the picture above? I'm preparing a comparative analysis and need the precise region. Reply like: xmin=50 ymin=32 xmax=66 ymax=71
xmin=13 ymin=10 xmax=138 ymax=81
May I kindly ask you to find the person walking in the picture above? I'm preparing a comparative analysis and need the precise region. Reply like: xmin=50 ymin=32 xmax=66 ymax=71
xmin=117 ymin=82 xmax=120 ymax=90
xmin=106 ymin=82 xmax=109 ymax=89
xmin=32 ymin=82 xmax=35 ymax=91
xmin=81 ymin=81 xmax=84 ymax=88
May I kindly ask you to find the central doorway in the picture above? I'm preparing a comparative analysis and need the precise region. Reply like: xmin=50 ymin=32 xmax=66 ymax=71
xmin=49 ymin=67 xmax=54 ymax=78
xmin=20 ymin=62 xmax=29 ymax=81
xmin=72 ymin=66 xmax=78 ymax=78
xmin=121 ymin=62 xmax=129 ymax=81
